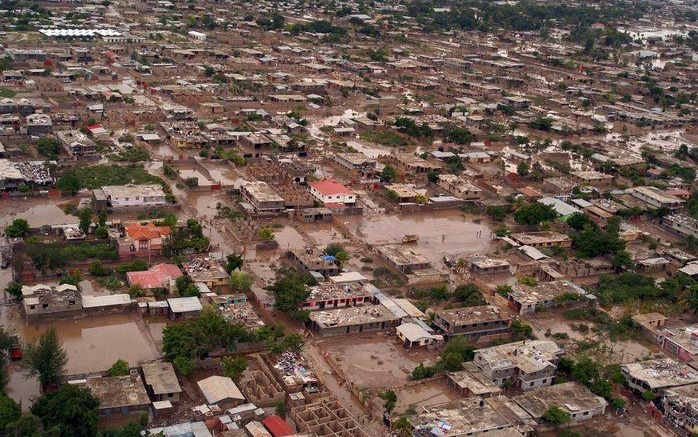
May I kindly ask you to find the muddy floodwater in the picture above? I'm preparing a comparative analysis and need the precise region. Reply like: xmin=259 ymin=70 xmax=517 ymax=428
xmin=1 ymin=306 xmax=162 ymax=375
xmin=0 ymin=199 xmax=74 ymax=227
xmin=346 ymin=210 xmax=492 ymax=265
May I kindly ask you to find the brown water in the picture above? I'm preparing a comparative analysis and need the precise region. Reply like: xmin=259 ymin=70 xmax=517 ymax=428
xmin=348 ymin=210 xmax=492 ymax=265
xmin=0 ymin=200 xmax=74 ymax=228
xmin=1 ymin=307 xmax=161 ymax=375
xmin=5 ymin=363 xmax=40 ymax=411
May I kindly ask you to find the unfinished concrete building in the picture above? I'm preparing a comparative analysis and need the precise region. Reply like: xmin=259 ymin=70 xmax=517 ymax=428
xmin=238 ymin=355 xmax=285 ymax=408
xmin=513 ymin=382 xmax=608 ymax=424
xmin=289 ymin=396 xmax=370 ymax=437
xmin=474 ymin=340 xmax=562 ymax=391
xmin=663 ymin=383 xmax=698 ymax=435
xmin=432 ymin=305 xmax=511 ymax=342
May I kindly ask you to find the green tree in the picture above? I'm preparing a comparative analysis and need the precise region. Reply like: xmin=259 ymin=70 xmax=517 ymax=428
xmin=514 ymin=202 xmax=557 ymax=226
xmin=5 ymin=219 xmax=29 ymax=238
xmin=5 ymin=413 xmax=42 ymax=437
xmin=392 ymin=416 xmax=413 ymax=437
xmin=226 ymin=253 xmax=244 ymax=272
xmin=517 ymin=161 xmax=530 ymax=176
xmin=452 ymin=283 xmax=485 ymax=306
xmin=379 ymin=390 xmax=397 ymax=413
xmin=107 ymin=359 xmax=130 ymax=377
xmin=571 ymin=357 xmax=600 ymax=386
xmin=36 ymin=137 xmax=61 ymax=159
xmin=24 ymin=327 xmax=68 ymax=389
xmin=4 ymin=282 xmax=22 ymax=299
xmin=0 ymin=395 xmax=20 ymax=431
xmin=229 ymin=271 xmax=253 ymax=292
xmin=542 ymin=405 xmax=571 ymax=427
xmin=78 ymin=208 xmax=92 ymax=235
xmin=269 ymin=271 xmax=312 ymax=321
xmin=56 ymin=173 xmax=81 ymax=195
xmin=32 ymin=385 xmax=99 ymax=437
xmin=257 ymin=227 xmax=275 ymax=242
xmin=380 ymin=165 xmax=397 ymax=182
xmin=221 ymin=356 xmax=247 ymax=381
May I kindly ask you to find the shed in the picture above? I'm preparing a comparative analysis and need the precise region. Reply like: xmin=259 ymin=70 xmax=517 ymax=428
xmin=197 ymin=375 xmax=245 ymax=408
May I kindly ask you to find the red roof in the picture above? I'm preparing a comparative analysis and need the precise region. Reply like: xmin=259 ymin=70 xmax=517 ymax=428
xmin=127 ymin=263 xmax=182 ymax=289
xmin=310 ymin=179 xmax=354 ymax=196
xmin=126 ymin=222 xmax=171 ymax=240
xmin=261 ymin=415 xmax=294 ymax=437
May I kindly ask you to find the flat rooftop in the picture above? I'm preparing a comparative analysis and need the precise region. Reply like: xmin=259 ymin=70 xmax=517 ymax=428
xmin=513 ymin=382 xmax=607 ymax=419
xmin=475 ymin=340 xmax=561 ymax=374
xmin=434 ymin=305 xmax=508 ymax=326
xmin=510 ymin=231 xmax=571 ymax=245
xmin=308 ymin=304 xmax=398 ymax=328
xmin=622 ymin=358 xmax=698 ymax=390
xmin=376 ymin=243 xmax=430 ymax=267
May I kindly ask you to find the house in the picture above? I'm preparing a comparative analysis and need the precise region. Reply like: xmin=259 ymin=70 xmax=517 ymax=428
xmin=141 ymin=362 xmax=182 ymax=403
xmin=437 ymin=174 xmax=482 ymax=200
xmin=307 ymin=304 xmax=400 ymax=337
xmin=622 ymin=358 xmax=698 ymax=396
xmin=396 ymin=322 xmax=443 ymax=349
xmin=301 ymin=281 xmax=373 ymax=311
xmin=167 ymin=297 xmax=202 ymax=320
xmin=662 ymin=324 xmax=698 ymax=362
xmin=432 ymin=305 xmax=510 ymax=342
xmin=261 ymin=415 xmax=295 ymax=437
xmin=309 ymin=179 xmax=356 ymax=206
xmin=510 ymin=231 xmax=572 ymax=248
xmin=632 ymin=313 xmax=668 ymax=343
xmin=197 ymin=375 xmax=245 ymax=408
xmin=662 ymin=214 xmax=698 ymax=239
xmin=332 ymin=153 xmax=377 ymax=179
xmin=182 ymin=257 xmax=229 ymax=289
xmin=241 ymin=181 xmax=285 ymax=214
xmin=631 ymin=186 xmax=684 ymax=210
xmin=571 ymin=170 xmax=614 ymax=188
xmin=447 ymin=361 xmax=503 ymax=398
xmin=506 ymin=280 xmax=591 ymax=315
xmin=467 ymin=256 xmax=511 ymax=275
xmin=72 ymin=371 xmax=150 ymax=417
xmin=382 ymin=153 xmax=441 ymax=179
xmin=118 ymin=222 xmax=171 ymax=259
xmin=94 ymin=184 xmax=167 ymax=210
xmin=408 ymin=397 xmax=534 ymax=436
xmin=127 ymin=263 xmax=182 ymax=294
xmin=22 ymin=284 xmax=81 ymax=319
xmin=474 ymin=340 xmax=562 ymax=391
xmin=284 ymin=249 xmax=340 ymax=277
xmin=663 ymin=383 xmax=698 ymax=435
xmin=537 ymin=197 xmax=580 ymax=219
xmin=513 ymin=382 xmax=607 ymax=424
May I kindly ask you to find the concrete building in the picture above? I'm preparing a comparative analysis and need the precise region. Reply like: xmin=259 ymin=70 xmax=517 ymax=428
xmin=141 ymin=362 xmax=182 ymax=403
xmin=22 ymin=283 xmax=81 ymax=319
xmin=510 ymin=231 xmax=572 ymax=248
xmin=289 ymin=396 xmax=370 ymax=437
xmin=513 ymin=382 xmax=607 ymax=423
xmin=241 ymin=181 xmax=285 ymax=214
xmin=309 ymin=179 xmax=356 ymax=206
xmin=374 ymin=243 xmax=445 ymax=284
xmin=301 ymin=281 xmax=373 ymax=311
xmin=622 ymin=358 xmax=698 ymax=396
xmin=307 ymin=304 xmax=400 ymax=337
xmin=474 ymin=340 xmax=562 ymax=391
xmin=506 ymin=280 xmax=591 ymax=315
xmin=285 ymin=249 xmax=340 ymax=277
xmin=437 ymin=174 xmax=483 ymax=200
xmin=631 ymin=186 xmax=684 ymax=210
xmin=447 ymin=361 xmax=503 ymax=398
xmin=332 ymin=153 xmax=377 ymax=178
xmin=126 ymin=263 xmax=182 ymax=294
xmin=94 ymin=184 xmax=167 ymax=209
xmin=396 ymin=322 xmax=444 ymax=349
xmin=662 ymin=324 xmax=698 ymax=362
xmin=662 ymin=214 xmax=698 ymax=239
xmin=118 ymin=222 xmax=171 ymax=259
xmin=432 ymin=305 xmax=510 ymax=342
xmin=571 ymin=170 xmax=614 ymax=188
xmin=467 ymin=256 xmax=511 ymax=275
xmin=663 ymin=383 xmax=698 ymax=435
xmin=408 ymin=397 xmax=534 ymax=436
xmin=182 ymin=257 xmax=229 ymax=289
xmin=72 ymin=371 xmax=150 ymax=417
xmin=196 ymin=375 xmax=245 ymax=409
